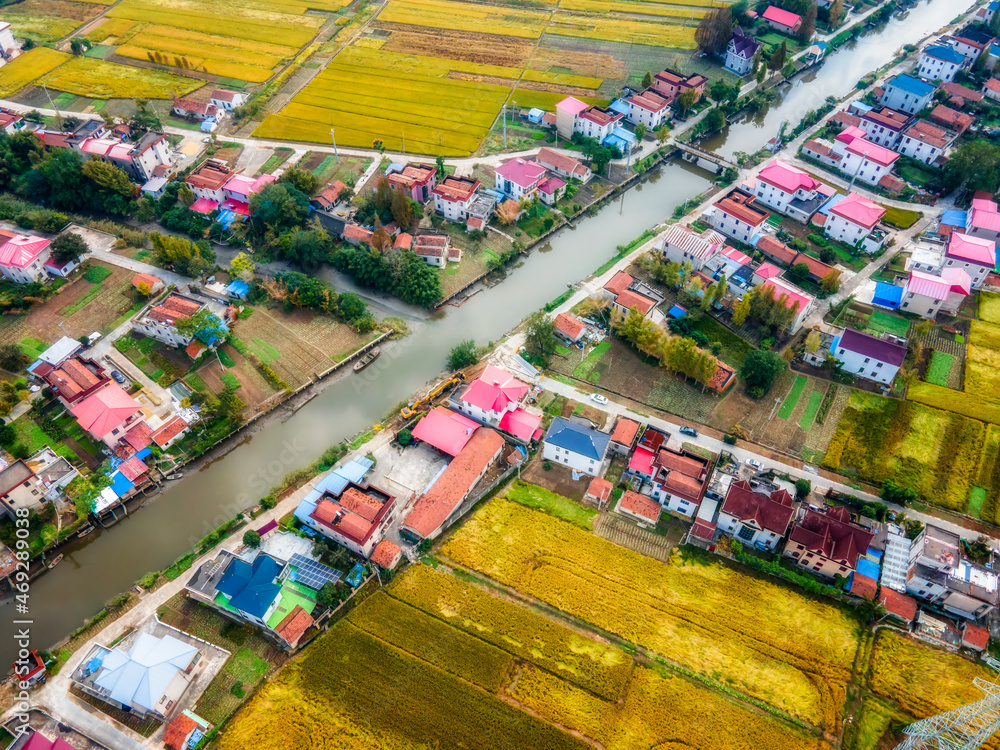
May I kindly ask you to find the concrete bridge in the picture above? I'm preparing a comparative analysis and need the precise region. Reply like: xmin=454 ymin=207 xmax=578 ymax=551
xmin=673 ymin=142 xmax=738 ymax=174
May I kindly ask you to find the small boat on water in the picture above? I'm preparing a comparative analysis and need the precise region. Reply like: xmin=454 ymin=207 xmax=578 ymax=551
xmin=78 ymin=526 xmax=94 ymax=538
xmin=353 ymin=347 xmax=381 ymax=372
xmin=47 ymin=554 xmax=63 ymax=569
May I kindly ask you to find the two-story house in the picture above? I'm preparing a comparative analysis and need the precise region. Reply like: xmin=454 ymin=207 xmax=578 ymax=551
xmin=386 ymin=162 xmax=437 ymax=203
xmin=838 ymin=138 xmax=900 ymax=186
xmin=185 ymin=159 xmax=233 ymax=204
xmin=70 ymin=383 xmax=145 ymax=447
xmin=450 ymin=364 xmax=542 ymax=442
xmin=0 ymin=232 xmax=51 ymax=284
xmin=897 ymin=119 xmax=954 ymax=165
xmin=918 ymin=44 xmax=967 ymax=82
xmin=305 ymin=483 xmax=395 ymax=558
xmin=133 ymin=293 xmax=208 ymax=348
xmin=832 ymin=327 xmax=907 ymax=384
xmin=879 ymin=73 xmax=936 ymax=115
xmin=535 ymin=148 xmax=593 ymax=183
xmin=752 ymin=160 xmax=823 ymax=221
xmin=575 ymin=106 xmax=623 ymax=142
xmin=943 ymin=231 xmax=996 ymax=288
xmin=43 ymin=356 xmax=110 ymax=409
xmin=626 ymin=88 xmax=671 ymax=130
xmin=763 ymin=276 xmax=814 ymax=333
xmin=652 ymin=69 xmax=707 ymax=100
xmin=628 ymin=443 xmax=711 ymax=518
xmin=859 ymin=107 xmax=911 ymax=148
xmin=543 ymin=417 xmax=610 ymax=476
xmin=717 ymin=479 xmax=795 ymax=551
xmin=209 ymin=88 xmax=248 ymax=111
xmin=701 ymin=187 xmax=770 ymax=246
xmin=659 ymin=223 xmax=725 ymax=270
xmin=966 ymin=197 xmax=1000 ymax=245
xmin=783 ymin=506 xmax=875 ymax=579
xmin=431 ymin=175 xmax=481 ymax=223
xmin=900 ymin=268 xmax=972 ymax=318
xmin=724 ymin=26 xmax=760 ymax=76
xmin=495 ymin=157 xmax=548 ymax=201
xmin=555 ymin=96 xmax=590 ymax=139
xmin=0 ymin=460 xmax=47 ymax=518
xmin=825 ymin=192 xmax=888 ymax=252
xmin=951 ymin=28 xmax=995 ymax=65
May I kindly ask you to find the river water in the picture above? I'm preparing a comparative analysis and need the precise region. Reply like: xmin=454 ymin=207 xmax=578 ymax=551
xmin=8 ymin=0 xmax=974 ymax=665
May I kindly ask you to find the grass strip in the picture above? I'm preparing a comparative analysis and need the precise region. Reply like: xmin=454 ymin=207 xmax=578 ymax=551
xmin=799 ymin=390 xmax=824 ymax=430
xmin=778 ymin=376 xmax=807 ymax=420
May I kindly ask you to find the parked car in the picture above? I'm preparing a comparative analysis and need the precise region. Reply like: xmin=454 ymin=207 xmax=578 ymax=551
xmin=745 ymin=458 xmax=763 ymax=471
xmin=111 ymin=370 xmax=126 ymax=384
xmin=679 ymin=426 xmax=698 ymax=438
xmin=590 ymin=393 xmax=609 ymax=405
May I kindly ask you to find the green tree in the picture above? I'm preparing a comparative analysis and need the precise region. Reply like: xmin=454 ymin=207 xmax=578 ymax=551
xmin=50 ymin=233 xmax=87 ymax=265
xmin=525 ymin=310 xmax=557 ymax=363
xmin=316 ymin=581 xmax=346 ymax=609
xmin=713 ymin=274 xmax=728 ymax=304
xmin=641 ymin=71 xmax=654 ymax=89
xmin=794 ymin=478 xmax=812 ymax=499
xmin=249 ymin=182 xmax=310 ymax=235
xmin=0 ymin=344 xmax=27 ymax=372
xmin=230 ymin=251 xmax=256 ymax=281
xmin=391 ymin=184 xmax=413 ymax=227
xmin=740 ymin=349 xmax=787 ymax=397
xmin=676 ymin=87 xmax=699 ymax=115
xmin=278 ymin=228 xmax=330 ymax=272
xmin=175 ymin=309 xmax=227 ymax=344
xmin=769 ymin=41 xmax=787 ymax=72
xmin=828 ymin=0 xmax=845 ymax=26
xmin=634 ymin=123 xmax=647 ymax=141
xmin=756 ymin=63 xmax=767 ymax=84
xmin=177 ymin=183 xmax=195 ymax=206
xmin=374 ymin=175 xmax=393 ymax=213
xmin=798 ymin=2 xmax=817 ymax=43
xmin=81 ymin=159 xmax=137 ymax=215
xmin=279 ymin=166 xmax=320 ymax=196
xmin=243 ymin=530 xmax=261 ymax=548
xmin=944 ymin=140 xmax=1000 ymax=195
xmin=695 ymin=6 xmax=733 ymax=55
xmin=787 ymin=262 xmax=811 ymax=285
xmin=820 ymin=268 xmax=842 ymax=292
xmin=447 ymin=339 xmax=481 ymax=370
xmin=732 ymin=294 xmax=751 ymax=325
xmin=392 ymin=250 xmax=442 ymax=306
xmin=435 ymin=155 xmax=446 ymax=175
xmin=398 ymin=428 xmax=413 ymax=446
xmin=704 ymin=107 xmax=726 ymax=132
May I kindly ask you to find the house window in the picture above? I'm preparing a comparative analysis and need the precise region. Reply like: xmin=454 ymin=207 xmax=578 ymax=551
xmin=876 ymin=362 xmax=883 ymax=368
xmin=737 ymin=525 xmax=755 ymax=541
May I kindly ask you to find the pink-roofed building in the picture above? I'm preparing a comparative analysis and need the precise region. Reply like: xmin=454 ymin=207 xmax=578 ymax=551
xmin=495 ymin=157 xmax=548 ymax=200
xmin=762 ymin=5 xmax=803 ymax=34
xmin=555 ymin=96 xmax=590 ymax=139
xmin=451 ymin=364 xmax=538 ymax=438
xmin=753 ymin=161 xmax=822 ymax=220
xmin=825 ymin=192 xmax=888 ymax=252
xmin=0 ymin=233 xmax=52 ymax=283
xmin=945 ymin=231 xmax=996 ymax=288
xmin=411 ymin=406 xmax=479 ymax=457
xmin=752 ymin=262 xmax=783 ymax=283
xmin=901 ymin=268 xmax=972 ymax=318
xmin=223 ymin=173 xmax=276 ymax=207
xmin=189 ymin=197 xmax=218 ymax=215
xmin=70 ymin=384 xmax=145 ymax=447
xmin=967 ymin=197 xmax=1000 ymax=245
xmin=838 ymin=138 xmax=900 ymax=186
xmin=763 ymin=276 xmax=814 ymax=333
xmin=538 ymin=175 xmax=567 ymax=206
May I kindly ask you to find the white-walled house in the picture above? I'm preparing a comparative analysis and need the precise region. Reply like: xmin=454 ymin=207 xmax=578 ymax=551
xmin=133 ymin=292 xmax=208 ymax=348
xmin=555 ymin=96 xmax=589 ymax=139
xmin=659 ymin=223 xmax=725 ymax=271
xmin=494 ymin=157 xmax=547 ymax=201
xmin=859 ymin=107 xmax=911 ymax=148
xmin=832 ymin=328 xmax=907 ymax=384
xmin=918 ymin=44 xmax=967 ymax=82
xmin=838 ymin=138 xmax=900 ymax=186
xmin=0 ymin=233 xmax=51 ymax=284
xmin=897 ymin=120 xmax=954 ymax=165
xmin=725 ymin=27 xmax=760 ymax=76
xmin=209 ymin=88 xmax=248 ymax=111
xmin=944 ymin=231 xmax=996 ymax=288
xmin=752 ymin=160 xmax=822 ymax=219
xmin=574 ymin=105 xmax=623 ymax=142
xmin=825 ymin=192 xmax=887 ymax=252
xmin=452 ymin=364 xmax=529 ymax=426
xmin=431 ymin=175 xmax=481 ymax=223
xmin=879 ymin=74 xmax=936 ymax=115
xmin=900 ymin=268 xmax=972 ymax=318
xmin=763 ymin=277 xmax=814 ymax=334
xmin=951 ymin=28 xmax=995 ymax=66
xmin=717 ymin=480 xmax=795 ymax=551
xmin=543 ymin=417 xmax=610 ymax=477
xmin=626 ymin=88 xmax=671 ymax=130
xmin=701 ymin=187 xmax=770 ymax=245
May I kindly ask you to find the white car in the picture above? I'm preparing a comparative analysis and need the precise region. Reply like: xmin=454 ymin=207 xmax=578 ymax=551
xmin=590 ymin=393 xmax=609 ymax=405
xmin=745 ymin=458 xmax=763 ymax=471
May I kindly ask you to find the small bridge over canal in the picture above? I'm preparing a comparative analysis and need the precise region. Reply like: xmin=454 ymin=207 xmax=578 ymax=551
xmin=673 ymin=142 xmax=738 ymax=174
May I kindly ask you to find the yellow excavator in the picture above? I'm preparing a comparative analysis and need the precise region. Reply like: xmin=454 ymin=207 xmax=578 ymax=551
xmin=401 ymin=373 xmax=466 ymax=419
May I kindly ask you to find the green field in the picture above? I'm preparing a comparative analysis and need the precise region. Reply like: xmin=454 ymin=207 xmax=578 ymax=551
xmin=925 ymin=350 xmax=954 ymax=387
xmin=778 ymin=375 xmax=807 ymax=420
xmin=799 ymin=390 xmax=823 ymax=429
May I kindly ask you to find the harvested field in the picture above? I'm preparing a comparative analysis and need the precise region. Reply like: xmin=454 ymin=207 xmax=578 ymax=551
xmin=379 ymin=27 xmax=536 ymax=68
xmin=559 ymin=0 xmax=707 ymax=18
xmin=15 ymin=0 xmax=105 ymax=21
xmin=0 ymin=48 xmax=72 ymax=97
xmin=196 ymin=345 xmax=278 ymax=411
xmin=86 ymin=17 xmax=138 ymax=42
xmin=40 ymin=56 xmax=203 ymax=98
xmin=528 ymin=44 xmax=627 ymax=77
xmin=547 ymin=12 xmax=696 ymax=47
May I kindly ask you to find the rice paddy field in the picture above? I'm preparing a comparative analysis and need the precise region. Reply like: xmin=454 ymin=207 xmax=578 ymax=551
xmin=4 ymin=0 xmax=105 ymax=44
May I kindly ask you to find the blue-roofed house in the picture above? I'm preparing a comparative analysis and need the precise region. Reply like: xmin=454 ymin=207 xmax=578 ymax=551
xmin=542 ymin=416 xmax=611 ymax=476
xmin=215 ymin=554 xmax=285 ymax=626
xmin=604 ymin=125 xmax=637 ymax=154
xmin=918 ymin=44 xmax=967 ymax=83
xmin=803 ymin=41 xmax=828 ymax=65
xmin=986 ymin=40 xmax=1000 ymax=71
xmin=872 ymin=281 xmax=904 ymax=310
xmin=880 ymin=73 xmax=937 ymax=114
xmin=226 ymin=279 xmax=250 ymax=300
xmin=940 ymin=209 xmax=967 ymax=234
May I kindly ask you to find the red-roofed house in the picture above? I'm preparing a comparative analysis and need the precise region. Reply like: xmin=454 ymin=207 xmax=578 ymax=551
xmin=70 ymin=384 xmax=144 ymax=446
xmin=601 ymin=269 xmax=663 ymax=319
xmin=401 ymin=427 xmax=505 ymax=541
xmin=0 ymin=233 xmax=52 ymax=283
xmin=879 ymin=588 xmax=918 ymax=625
xmin=614 ymin=288 xmax=657 ymax=317
xmin=718 ymin=480 xmax=795 ymax=551
xmin=163 ymin=714 xmax=206 ymax=750
xmin=756 ymin=235 xmax=797 ymax=265
xmin=387 ymin=162 xmax=437 ymax=203
xmin=575 ymin=105 xmax=623 ymax=142
xmin=627 ymin=87 xmax=672 ymax=129
xmin=753 ymin=161 xmax=822 ymax=219
xmin=210 ymin=88 xmax=248 ymax=111
xmin=432 ymin=175 xmax=481 ymax=223
xmin=452 ymin=365 xmax=540 ymax=443
xmin=652 ymin=69 xmax=707 ymax=100
xmin=609 ymin=417 xmax=640 ymax=454
xmin=343 ymin=224 xmax=374 ymax=247
xmin=783 ymin=505 xmax=875 ymax=578
xmin=274 ymin=605 xmax=314 ymax=649
xmin=370 ymin=539 xmax=402 ymax=569
xmin=152 ymin=416 xmax=188 ymax=449
xmin=603 ymin=270 xmax=634 ymax=297
xmin=618 ymin=490 xmax=661 ymax=524
xmin=702 ymin=187 xmax=770 ymax=246
xmin=985 ymin=77 xmax=1000 ymax=103
xmin=762 ymin=5 xmax=803 ymax=34
xmin=967 ymin=196 xmax=1000 ymax=245
xmin=495 ymin=157 xmax=548 ymax=200
xmin=309 ymin=483 xmax=395 ymax=557
xmin=945 ymin=231 xmax=996 ymax=288
xmin=131 ymin=272 xmax=164 ymax=295
xmin=901 ymin=268 xmax=972 ymax=318
xmin=535 ymin=147 xmax=593 ymax=183
xmin=185 ymin=159 xmax=233 ymax=203
xmin=44 ymin=357 xmax=108 ymax=407
xmin=411 ymin=407 xmax=479 ymax=457
xmin=553 ymin=312 xmax=586 ymax=344
xmin=850 ymin=573 xmax=878 ymax=601
xmin=930 ymin=104 xmax=974 ymax=135
xmin=898 ymin=119 xmax=956 ymax=165
xmin=962 ymin=622 xmax=990 ymax=651
xmin=311 ymin=181 xmax=347 ymax=212
xmin=649 ymin=445 xmax=712 ymax=518
xmin=134 ymin=292 xmax=208 ymax=347
xmin=585 ymin=477 xmax=613 ymax=508
xmin=825 ymin=192 xmax=888 ymax=252
xmin=412 ymin=234 xmax=452 ymax=268
xmin=538 ymin=175 xmax=567 ymax=206
xmin=172 ymin=98 xmax=219 ymax=121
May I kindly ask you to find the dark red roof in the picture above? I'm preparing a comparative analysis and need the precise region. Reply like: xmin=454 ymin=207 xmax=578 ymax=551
xmin=691 ymin=519 xmax=716 ymax=540
xmin=838 ymin=328 xmax=907 ymax=367
xmin=880 ymin=588 xmax=918 ymax=623
xmin=163 ymin=715 xmax=199 ymax=750
xmin=850 ymin=573 xmax=878 ymax=601
xmin=788 ymin=507 xmax=875 ymax=569
xmin=720 ymin=480 xmax=794 ymax=535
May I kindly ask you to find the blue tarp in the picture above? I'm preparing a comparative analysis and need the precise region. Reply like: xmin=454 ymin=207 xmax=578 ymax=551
xmin=295 ymin=457 xmax=376 ymax=526
xmin=346 ymin=563 xmax=366 ymax=587
xmin=608 ymin=100 xmax=629 ymax=116
xmin=227 ymin=279 xmax=250 ymax=298
xmin=199 ymin=118 xmax=216 ymax=132
xmin=941 ymin=209 xmax=967 ymax=229
xmin=856 ymin=558 xmax=880 ymax=580
xmin=668 ymin=304 xmax=687 ymax=319
xmin=872 ymin=282 xmax=904 ymax=309
xmin=108 ymin=471 xmax=134 ymax=497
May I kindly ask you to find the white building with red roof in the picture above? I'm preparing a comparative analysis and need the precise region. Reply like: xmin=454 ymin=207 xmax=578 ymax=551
xmin=625 ymin=441 xmax=711 ymax=517
xmin=838 ymin=138 xmax=900 ymax=187
xmin=897 ymin=119 xmax=955 ymax=165
xmin=962 ymin=622 xmax=990 ymax=651
xmin=967 ymin=197 xmax=1000 ymax=245
xmin=495 ymin=157 xmax=548 ymax=201
xmin=70 ymin=384 xmax=144 ymax=447
xmin=944 ymin=231 xmax=996 ymax=288
xmin=387 ymin=162 xmax=437 ymax=203
xmin=701 ymin=187 xmax=770 ymax=246
xmin=782 ymin=505 xmax=875 ymax=578
xmin=370 ymin=539 xmax=402 ymax=570
xmin=825 ymin=192 xmax=888 ymax=252
xmin=151 ymin=416 xmax=188 ymax=450
xmin=753 ymin=161 xmax=823 ymax=220
xmin=762 ymin=5 xmax=803 ymax=34
xmin=585 ymin=477 xmax=613 ymax=508
xmin=0 ymin=232 xmax=51 ymax=284
xmin=133 ymin=292 xmax=208 ymax=348
xmin=209 ymin=88 xmax=248 ymax=111
xmin=553 ymin=312 xmax=586 ymax=344
xmin=618 ymin=490 xmax=661 ymax=525
xmin=172 ymin=98 xmax=218 ymax=121
xmin=308 ymin=483 xmax=395 ymax=557
xmin=601 ymin=270 xmax=664 ymax=320
xmin=717 ymin=480 xmax=795 ymax=551
xmin=901 ymin=268 xmax=971 ymax=318
xmin=609 ymin=417 xmax=640 ymax=454
xmin=431 ymin=175 xmax=481 ymax=223
xmin=535 ymin=148 xmax=592 ymax=183
xmin=222 ymin=173 xmax=276 ymax=216
xmin=575 ymin=105 xmax=623 ymax=142
xmin=555 ymin=96 xmax=590 ymax=139
xmin=763 ymin=276 xmax=814 ymax=333
xmin=659 ymin=223 xmax=726 ymax=271
xmin=450 ymin=365 xmax=541 ymax=443
xmin=858 ymin=107 xmax=911 ymax=148
xmin=626 ymin=88 xmax=671 ymax=129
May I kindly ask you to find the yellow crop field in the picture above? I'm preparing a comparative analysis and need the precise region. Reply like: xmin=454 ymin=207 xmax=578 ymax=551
xmin=981 ymin=291 xmax=1000 ymax=323
xmin=127 ymin=23 xmax=298 ymax=58
xmin=441 ymin=498 xmax=860 ymax=729
xmin=40 ymin=56 xmax=203 ymax=98
xmin=558 ymin=0 xmax=706 ymax=19
xmin=548 ymin=13 xmax=697 ymax=46
xmin=0 ymin=48 xmax=72 ymax=97
xmin=116 ymin=47 xmax=276 ymax=82
xmin=87 ymin=18 xmax=138 ymax=42
xmin=523 ymin=68 xmax=601 ymax=88
xmin=340 ymin=47 xmax=521 ymax=80
xmin=6 ymin=15 xmax=79 ymax=43
xmin=380 ymin=0 xmax=552 ymax=38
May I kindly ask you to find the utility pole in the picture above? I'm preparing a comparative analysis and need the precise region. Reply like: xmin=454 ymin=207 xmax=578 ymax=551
xmin=502 ymin=101 xmax=507 ymax=149
xmin=41 ymin=83 xmax=60 ymax=126
xmin=329 ymin=128 xmax=339 ymax=163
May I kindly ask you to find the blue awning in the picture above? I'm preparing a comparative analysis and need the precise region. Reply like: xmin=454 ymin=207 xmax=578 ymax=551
xmin=941 ymin=209 xmax=967 ymax=229
xmin=108 ymin=471 xmax=134 ymax=497
xmin=609 ymin=100 xmax=629 ymax=116
xmin=668 ymin=304 xmax=687 ymax=318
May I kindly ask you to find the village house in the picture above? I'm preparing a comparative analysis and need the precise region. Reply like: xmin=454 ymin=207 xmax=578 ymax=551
xmin=412 ymin=407 xmax=481 ymax=458
xmin=832 ymin=327 xmax=907 ymax=384
xmin=537 ymin=175 xmax=567 ymax=206
xmin=618 ymin=490 xmax=662 ymax=525
xmin=370 ymin=539 xmax=403 ymax=571
xmin=133 ymin=292 xmax=212 ymax=348
xmin=918 ymin=44 xmax=967 ymax=82
xmin=209 ymin=88 xmax=248 ymax=111
xmin=432 ymin=175 xmax=480 ymax=223
xmin=0 ymin=460 xmax=47 ymax=518
xmin=310 ymin=181 xmax=347 ymax=212
xmin=553 ymin=312 xmax=586 ymax=345
xmin=73 ymin=632 xmax=203 ymax=720
xmin=942 ymin=81 xmax=984 ymax=108
xmin=555 ymin=96 xmax=590 ymax=139
xmin=400 ymin=427 xmax=506 ymax=541
xmin=929 ymin=104 xmax=974 ymax=135
xmin=951 ymin=28 xmax=994 ymax=65
xmin=303 ymin=483 xmax=396 ymax=558
xmin=412 ymin=234 xmax=460 ymax=268
xmin=609 ymin=417 xmax=640 ymax=455
xmin=652 ymin=68 xmax=707 ymax=100
xmin=977 ymin=1 xmax=999 ymax=26
xmin=0 ymin=231 xmax=51 ymax=284
xmin=0 ymin=22 xmax=18 ymax=66
xmin=962 ymin=622 xmax=990 ymax=652
xmin=879 ymin=73 xmax=936 ymax=115
xmin=659 ymin=223 xmax=726 ymax=270
xmin=575 ymin=105 xmax=623 ymax=142
xmin=753 ymin=160 xmax=824 ymax=222
xmin=535 ymin=147 xmax=592 ymax=183
xmin=171 ymin=98 xmax=219 ymax=122
xmin=825 ymin=192 xmax=888 ymax=252
xmin=79 ymin=131 xmax=173 ymax=184
xmin=898 ymin=119 xmax=955 ymax=165
xmin=152 ymin=415 xmax=189 ymax=450
xmin=343 ymin=224 xmax=373 ymax=247
xmin=965 ymin=197 xmax=1000 ymax=245
xmin=859 ymin=107 xmax=911 ymax=148
xmin=185 ymin=159 xmax=233 ymax=204
xmin=838 ymin=137 xmax=900 ymax=186
xmin=943 ymin=231 xmax=996 ymax=288
xmin=132 ymin=272 xmax=164 ymax=296
xmin=450 ymin=365 xmax=541 ymax=442
xmin=701 ymin=187 xmax=770 ymax=246
xmin=164 ymin=712 xmax=212 ymax=750
xmin=725 ymin=26 xmax=760 ymax=76
xmin=0 ymin=107 xmax=23 ymax=134
xmin=626 ymin=88 xmax=672 ymax=130
xmin=627 ymin=441 xmax=711 ymax=518
xmin=70 ymin=383 xmax=145 ymax=447
xmin=984 ymin=77 xmax=1000 ymax=102
xmin=717 ymin=479 xmax=795 ymax=551
xmin=42 ymin=356 xmax=109 ymax=409
xmin=602 ymin=270 xmax=664 ymax=319
xmin=880 ymin=588 xmax=919 ymax=626
xmin=900 ymin=268 xmax=972 ymax=318
xmin=386 ymin=162 xmax=437 ymax=203
xmin=495 ymin=157 xmax=548 ymax=201
xmin=543 ymin=417 xmax=610 ymax=476
xmin=783 ymin=506 xmax=876 ymax=579
xmin=585 ymin=477 xmax=614 ymax=509
xmin=762 ymin=5 xmax=803 ymax=35
xmin=219 ymin=172 xmax=276 ymax=218
xmin=755 ymin=235 xmax=798 ymax=266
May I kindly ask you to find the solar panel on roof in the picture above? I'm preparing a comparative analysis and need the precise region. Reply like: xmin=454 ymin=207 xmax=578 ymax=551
xmin=289 ymin=553 xmax=342 ymax=590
